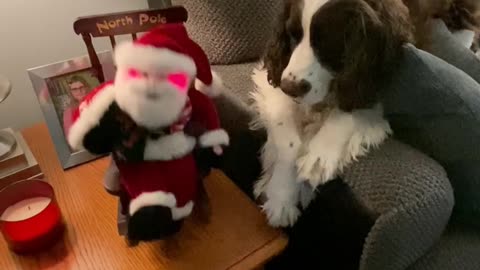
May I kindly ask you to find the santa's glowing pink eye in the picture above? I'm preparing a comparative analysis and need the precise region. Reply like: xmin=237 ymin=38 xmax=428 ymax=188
xmin=127 ymin=69 xmax=142 ymax=78
xmin=167 ymin=73 xmax=189 ymax=92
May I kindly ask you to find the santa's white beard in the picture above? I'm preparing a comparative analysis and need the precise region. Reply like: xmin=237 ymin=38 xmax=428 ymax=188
xmin=114 ymin=79 xmax=187 ymax=129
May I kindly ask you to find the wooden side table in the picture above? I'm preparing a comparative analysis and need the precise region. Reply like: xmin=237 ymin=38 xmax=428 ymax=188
xmin=0 ymin=124 xmax=287 ymax=270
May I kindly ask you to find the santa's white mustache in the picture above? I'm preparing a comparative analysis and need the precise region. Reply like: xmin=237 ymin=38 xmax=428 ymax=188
xmin=126 ymin=80 xmax=181 ymax=100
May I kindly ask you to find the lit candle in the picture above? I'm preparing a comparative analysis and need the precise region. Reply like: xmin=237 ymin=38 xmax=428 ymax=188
xmin=0 ymin=180 xmax=64 ymax=254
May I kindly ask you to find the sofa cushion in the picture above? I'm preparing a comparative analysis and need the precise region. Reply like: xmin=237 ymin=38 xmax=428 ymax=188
xmin=381 ymin=44 xmax=480 ymax=221
xmin=172 ymin=0 xmax=281 ymax=65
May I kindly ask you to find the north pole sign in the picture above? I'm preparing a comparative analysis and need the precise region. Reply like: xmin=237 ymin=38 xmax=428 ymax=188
xmin=74 ymin=7 xmax=188 ymax=37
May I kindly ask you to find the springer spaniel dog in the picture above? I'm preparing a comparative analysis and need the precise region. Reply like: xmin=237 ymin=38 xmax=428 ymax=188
xmin=251 ymin=0 xmax=412 ymax=227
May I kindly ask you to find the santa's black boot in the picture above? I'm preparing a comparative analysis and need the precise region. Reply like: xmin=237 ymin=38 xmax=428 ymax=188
xmin=127 ymin=206 xmax=183 ymax=242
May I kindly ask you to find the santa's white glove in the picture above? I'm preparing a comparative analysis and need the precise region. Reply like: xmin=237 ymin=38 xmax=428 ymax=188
xmin=199 ymin=129 xmax=229 ymax=156
xmin=213 ymin=145 xmax=223 ymax=156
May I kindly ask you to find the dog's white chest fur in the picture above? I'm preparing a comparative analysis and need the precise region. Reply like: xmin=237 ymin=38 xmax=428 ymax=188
xmin=251 ymin=68 xmax=391 ymax=227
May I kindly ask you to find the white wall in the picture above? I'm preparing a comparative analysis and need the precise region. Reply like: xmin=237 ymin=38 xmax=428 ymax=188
xmin=0 ymin=0 xmax=147 ymax=129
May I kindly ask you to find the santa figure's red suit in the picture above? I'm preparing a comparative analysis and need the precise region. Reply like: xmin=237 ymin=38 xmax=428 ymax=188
xmin=66 ymin=23 xmax=228 ymax=241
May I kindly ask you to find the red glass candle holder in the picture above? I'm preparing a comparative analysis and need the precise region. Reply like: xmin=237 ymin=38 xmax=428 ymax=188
xmin=0 ymin=179 xmax=64 ymax=254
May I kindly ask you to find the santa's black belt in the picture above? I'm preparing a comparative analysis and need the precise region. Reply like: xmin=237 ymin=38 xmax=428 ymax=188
xmin=148 ymin=127 xmax=174 ymax=140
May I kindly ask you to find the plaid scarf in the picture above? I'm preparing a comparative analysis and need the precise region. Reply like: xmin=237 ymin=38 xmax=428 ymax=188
xmin=169 ymin=97 xmax=192 ymax=133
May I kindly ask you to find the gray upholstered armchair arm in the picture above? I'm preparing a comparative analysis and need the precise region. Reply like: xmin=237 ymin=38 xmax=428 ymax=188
xmin=343 ymin=139 xmax=454 ymax=270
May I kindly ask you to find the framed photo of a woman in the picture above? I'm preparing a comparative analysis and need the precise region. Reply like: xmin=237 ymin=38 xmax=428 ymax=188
xmin=28 ymin=51 xmax=115 ymax=169
xmin=52 ymin=72 xmax=97 ymax=137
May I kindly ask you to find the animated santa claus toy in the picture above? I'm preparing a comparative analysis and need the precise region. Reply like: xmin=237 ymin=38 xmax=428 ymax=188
xmin=67 ymin=23 xmax=228 ymax=242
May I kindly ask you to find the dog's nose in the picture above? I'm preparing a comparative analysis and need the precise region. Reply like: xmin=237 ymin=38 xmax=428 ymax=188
xmin=280 ymin=79 xmax=311 ymax=97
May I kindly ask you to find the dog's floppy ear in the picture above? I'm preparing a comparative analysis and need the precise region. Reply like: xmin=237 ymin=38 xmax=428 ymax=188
xmin=263 ymin=0 xmax=295 ymax=87
xmin=329 ymin=0 xmax=412 ymax=111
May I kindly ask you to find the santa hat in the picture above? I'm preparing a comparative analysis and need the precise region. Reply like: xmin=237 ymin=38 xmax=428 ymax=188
xmin=114 ymin=23 xmax=223 ymax=97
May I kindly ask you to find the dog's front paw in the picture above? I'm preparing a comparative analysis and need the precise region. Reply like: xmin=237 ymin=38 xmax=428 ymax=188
xmin=261 ymin=198 xmax=301 ymax=228
xmin=296 ymin=150 xmax=339 ymax=188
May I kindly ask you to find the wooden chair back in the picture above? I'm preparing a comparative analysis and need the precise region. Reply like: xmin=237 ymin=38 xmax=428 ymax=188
xmin=73 ymin=6 xmax=188 ymax=82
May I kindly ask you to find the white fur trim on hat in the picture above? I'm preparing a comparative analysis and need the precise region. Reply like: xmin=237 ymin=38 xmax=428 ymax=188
xmin=129 ymin=191 xmax=194 ymax=220
xmin=199 ymin=129 xmax=229 ymax=147
xmin=143 ymin=133 xmax=196 ymax=161
xmin=114 ymin=42 xmax=197 ymax=76
xmin=68 ymin=85 xmax=115 ymax=150
xmin=195 ymin=71 xmax=224 ymax=97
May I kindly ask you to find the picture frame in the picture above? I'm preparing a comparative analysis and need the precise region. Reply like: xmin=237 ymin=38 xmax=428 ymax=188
xmin=28 ymin=51 xmax=116 ymax=169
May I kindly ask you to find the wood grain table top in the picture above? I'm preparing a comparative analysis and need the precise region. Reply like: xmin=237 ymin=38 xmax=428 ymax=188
xmin=0 ymin=124 xmax=287 ymax=270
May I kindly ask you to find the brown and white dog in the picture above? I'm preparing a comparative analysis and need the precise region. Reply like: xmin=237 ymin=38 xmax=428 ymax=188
xmin=403 ymin=0 xmax=480 ymax=51
xmin=251 ymin=0 xmax=412 ymax=227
